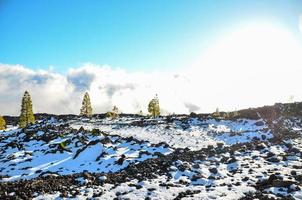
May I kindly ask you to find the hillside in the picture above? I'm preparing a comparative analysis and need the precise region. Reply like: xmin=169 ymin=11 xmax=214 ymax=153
xmin=0 ymin=103 xmax=302 ymax=199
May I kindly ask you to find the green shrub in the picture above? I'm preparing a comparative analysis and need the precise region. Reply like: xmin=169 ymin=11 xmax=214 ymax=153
xmin=19 ymin=91 xmax=35 ymax=128
xmin=148 ymin=95 xmax=160 ymax=117
xmin=0 ymin=116 xmax=6 ymax=130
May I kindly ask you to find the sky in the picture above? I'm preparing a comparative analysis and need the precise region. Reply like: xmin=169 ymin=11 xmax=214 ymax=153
xmin=1 ymin=1 xmax=302 ymax=115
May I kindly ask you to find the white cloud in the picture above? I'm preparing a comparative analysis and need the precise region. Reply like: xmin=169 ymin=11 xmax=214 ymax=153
xmin=0 ymin=63 xmax=196 ymax=115
xmin=0 ymin=64 xmax=75 ymax=115
xmin=1 ymin=23 xmax=302 ymax=116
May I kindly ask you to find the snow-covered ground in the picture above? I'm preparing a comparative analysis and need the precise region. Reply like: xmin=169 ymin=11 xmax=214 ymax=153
xmin=70 ymin=117 xmax=272 ymax=150
xmin=31 ymin=137 xmax=302 ymax=200
xmin=0 ymin=115 xmax=301 ymax=199
xmin=0 ymin=118 xmax=171 ymax=182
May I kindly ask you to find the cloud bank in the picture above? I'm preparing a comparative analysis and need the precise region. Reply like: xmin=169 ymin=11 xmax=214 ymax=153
xmin=1 ymin=60 xmax=302 ymax=116
xmin=1 ymin=23 xmax=302 ymax=116
xmin=0 ymin=63 xmax=199 ymax=115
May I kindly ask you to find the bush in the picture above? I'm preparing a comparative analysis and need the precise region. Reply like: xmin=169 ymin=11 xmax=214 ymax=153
xmin=148 ymin=95 xmax=160 ymax=117
xmin=106 ymin=106 xmax=119 ymax=119
xmin=189 ymin=112 xmax=198 ymax=118
xmin=80 ymin=92 xmax=93 ymax=118
xmin=0 ymin=116 xmax=6 ymax=130
xmin=19 ymin=91 xmax=35 ymax=128
xmin=212 ymin=108 xmax=220 ymax=118
xmin=91 ymin=128 xmax=100 ymax=136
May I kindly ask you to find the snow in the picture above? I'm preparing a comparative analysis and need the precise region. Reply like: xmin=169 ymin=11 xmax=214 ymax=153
xmin=0 ymin=119 xmax=172 ymax=181
xmin=1 ymin=115 xmax=301 ymax=199
xmin=70 ymin=117 xmax=272 ymax=150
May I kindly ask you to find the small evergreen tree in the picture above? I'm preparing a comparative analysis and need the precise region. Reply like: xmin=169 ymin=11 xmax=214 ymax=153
xmin=19 ymin=91 xmax=35 ymax=128
xmin=148 ymin=95 xmax=160 ymax=117
xmin=112 ymin=106 xmax=119 ymax=115
xmin=212 ymin=107 xmax=220 ymax=118
xmin=106 ymin=105 xmax=119 ymax=119
xmin=138 ymin=110 xmax=143 ymax=116
xmin=0 ymin=116 xmax=6 ymax=130
xmin=80 ymin=92 xmax=93 ymax=117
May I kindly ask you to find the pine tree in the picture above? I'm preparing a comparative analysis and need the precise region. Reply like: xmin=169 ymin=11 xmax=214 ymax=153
xmin=148 ymin=95 xmax=160 ymax=117
xmin=0 ymin=116 xmax=6 ymax=130
xmin=213 ymin=107 xmax=220 ymax=118
xmin=19 ymin=91 xmax=35 ymax=128
xmin=106 ymin=105 xmax=119 ymax=119
xmin=138 ymin=110 xmax=143 ymax=116
xmin=112 ymin=106 xmax=119 ymax=115
xmin=80 ymin=92 xmax=93 ymax=117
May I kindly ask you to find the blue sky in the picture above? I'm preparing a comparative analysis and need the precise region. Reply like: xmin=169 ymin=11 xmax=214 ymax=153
xmin=1 ymin=0 xmax=302 ymax=73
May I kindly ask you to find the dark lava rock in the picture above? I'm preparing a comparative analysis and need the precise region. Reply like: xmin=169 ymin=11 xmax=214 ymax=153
xmin=191 ymin=174 xmax=205 ymax=182
xmin=92 ymin=192 xmax=103 ymax=197
xmin=267 ymin=157 xmax=280 ymax=163
xmin=217 ymin=143 xmax=224 ymax=149
xmin=255 ymin=121 xmax=265 ymax=126
xmin=83 ymin=172 xmax=95 ymax=181
xmin=227 ymin=157 xmax=237 ymax=164
xmin=78 ymin=126 xmax=85 ymax=133
xmin=261 ymin=134 xmax=266 ymax=140
xmin=266 ymin=152 xmax=275 ymax=158
xmin=289 ymin=147 xmax=300 ymax=154
xmin=116 ymin=154 xmax=126 ymax=165
xmin=60 ymin=191 xmax=68 ymax=198
xmin=192 ymin=163 xmax=199 ymax=169
xmin=220 ymin=156 xmax=229 ymax=163
xmin=284 ymin=143 xmax=293 ymax=149
xmin=91 ymin=128 xmax=101 ymax=135
xmin=242 ymin=177 xmax=249 ymax=182
xmin=147 ymin=188 xmax=156 ymax=191
xmin=293 ymin=165 xmax=302 ymax=169
xmin=256 ymin=174 xmax=297 ymax=190
xmin=138 ymin=151 xmax=151 ymax=157
xmin=178 ymin=179 xmax=189 ymax=185
xmin=256 ymin=143 xmax=267 ymax=150
xmin=207 ymin=145 xmax=214 ymax=150
xmin=240 ymin=191 xmax=278 ymax=200
xmin=177 ymin=163 xmax=190 ymax=172
xmin=174 ymin=189 xmax=201 ymax=200
xmin=209 ymin=167 xmax=218 ymax=174
xmin=154 ymin=152 xmax=165 ymax=158
xmin=189 ymin=112 xmax=198 ymax=118
xmin=154 ymin=142 xmax=170 ymax=148
xmin=100 ymin=137 xmax=111 ymax=144
xmin=290 ymin=170 xmax=297 ymax=176
xmin=294 ymin=175 xmax=302 ymax=182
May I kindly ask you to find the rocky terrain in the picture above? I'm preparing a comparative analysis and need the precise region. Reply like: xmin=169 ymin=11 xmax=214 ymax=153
xmin=0 ymin=102 xmax=302 ymax=199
